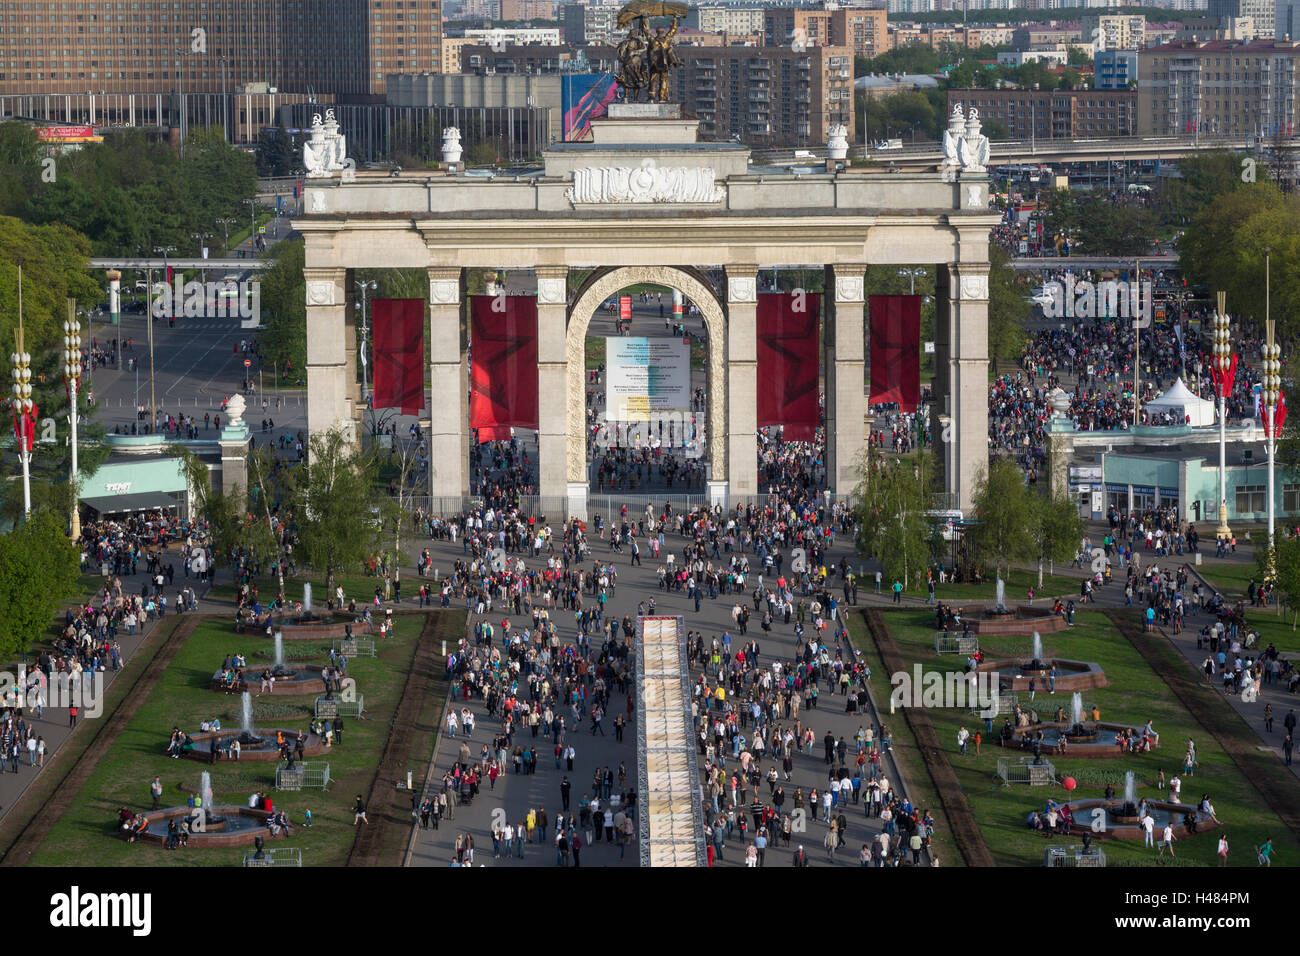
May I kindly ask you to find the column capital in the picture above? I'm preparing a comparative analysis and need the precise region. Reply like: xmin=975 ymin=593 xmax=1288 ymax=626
xmin=830 ymin=264 xmax=866 ymax=303
xmin=537 ymin=269 xmax=568 ymax=306
xmin=726 ymin=265 xmax=759 ymax=305
xmin=303 ymin=269 xmax=344 ymax=307
xmin=427 ymin=266 xmax=461 ymax=306
xmin=535 ymin=265 xmax=569 ymax=280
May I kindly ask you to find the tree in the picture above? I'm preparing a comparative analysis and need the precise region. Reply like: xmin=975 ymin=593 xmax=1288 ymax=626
xmin=0 ymin=511 xmax=80 ymax=660
xmin=988 ymin=245 xmax=1029 ymax=364
xmin=257 ymin=237 xmax=307 ymax=380
xmin=1032 ymin=491 xmax=1084 ymax=587
xmin=1076 ymin=194 xmax=1159 ymax=257
xmin=1258 ymin=536 xmax=1300 ymax=627
xmin=290 ymin=427 xmax=383 ymax=599
xmin=256 ymin=127 xmax=299 ymax=177
xmin=968 ymin=457 xmax=1037 ymax=580
xmin=0 ymin=217 xmax=102 ymax=359
xmin=853 ymin=449 xmax=940 ymax=590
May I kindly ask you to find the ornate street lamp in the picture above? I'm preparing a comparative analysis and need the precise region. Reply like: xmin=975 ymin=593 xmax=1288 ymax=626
xmin=10 ymin=337 xmax=35 ymax=518
xmin=1210 ymin=293 xmax=1234 ymax=540
xmin=64 ymin=301 xmax=82 ymax=539
xmin=1263 ymin=254 xmax=1283 ymax=551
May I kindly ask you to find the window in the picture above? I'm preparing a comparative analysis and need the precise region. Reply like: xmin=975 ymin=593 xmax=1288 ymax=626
xmin=1284 ymin=484 xmax=1300 ymax=513
xmin=1236 ymin=485 xmax=1266 ymax=514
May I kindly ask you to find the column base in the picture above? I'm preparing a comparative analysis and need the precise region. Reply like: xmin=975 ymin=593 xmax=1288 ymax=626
xmin=707 ymin=480 xmax=728 ymax=509
xmin=567 ymin=482 xmax=589 ymax=523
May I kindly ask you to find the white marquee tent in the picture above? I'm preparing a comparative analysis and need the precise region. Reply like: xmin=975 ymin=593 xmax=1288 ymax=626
xmin=1144 ymin=378 xmax=1215 ymax=427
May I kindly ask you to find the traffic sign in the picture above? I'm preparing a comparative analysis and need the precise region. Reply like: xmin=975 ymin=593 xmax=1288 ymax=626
xmin=243 ymin=359 xmax=252 ymax=368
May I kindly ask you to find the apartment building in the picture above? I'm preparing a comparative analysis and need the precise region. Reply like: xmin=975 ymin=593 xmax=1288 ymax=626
xmin=948 ymin=88 xmax=1138 ymax=139
xmin=1081 ymin=14 xmax=1147 ymax=50
xmin=673 ymin=44 xmax=854 ymax=146
xmin=498 ymin=0 xmax=558 ymax=19
xmin=765 ymin=7 xmax=888 ymax=58
xmin=1095 ymin=49 xmax=1139 ymax=88
xmin=687 ymin=6 xmax=765 ymax=36
xmin=562 ymin=2 xmax=621 ymax=45
xmin=1139 ymin=38 xmax=1300 ymax=135
xmin=0 ymin=0 xmax=442 ymax=97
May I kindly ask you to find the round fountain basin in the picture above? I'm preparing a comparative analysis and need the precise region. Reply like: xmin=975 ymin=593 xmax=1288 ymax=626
xmin=1059 ymin=800 xmax=1216 ymax=840
xmin=1010 ymin=721 xmax=1150 ymax=757
xmin=130 ymin=806 xmax=284 ymax=847
xmin=977 ymin=658 xmax=1107 ymax=693
xmin=176 ymin=729 xmax=328 ymax=762
xmin=965 ymin=604 xmax=1068 ymax=635
xmin=210 ymin=665 xmax=328 ymax=696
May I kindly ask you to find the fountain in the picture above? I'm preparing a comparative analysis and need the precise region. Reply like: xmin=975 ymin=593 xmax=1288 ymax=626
xmin=995 ymin=577 xmax=1007 ymax=612
xmin=1115 ymin=770 xmax=1140 ymax=822
xmin=131 ymin=770 xmax=271 ymax=846
xmin=237 ymin=691 xmax=266 ymax=747
xmin=303 ymin=582 xmax=312 ymax=615
xmin=200 ymin=770 xmax=214 ymax=824
xmin=982 ymin=577 xmax=1015 ymax=621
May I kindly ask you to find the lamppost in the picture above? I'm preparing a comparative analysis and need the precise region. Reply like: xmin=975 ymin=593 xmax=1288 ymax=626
xmin=1262 ymin=254 xmax=1282 ymax=551
xmin=64 ymin=301 xmax=82 ymax=540
xmin=150 ymin=245 xmax=176 ymax=431
xmin=244 ymin=198 xmax=258 ymax=253
xmin=9 ymin=265 xmax=34 ymax=517
xmin=355 ymin=279 xmax=377 ymax=406
xmin=1210 ymin=293 xmax=1233 ymax=540
xmin=216 ymin=217 xmax=235 ymax=253
xmin=898 ymin=267 xmax=927 ymax=295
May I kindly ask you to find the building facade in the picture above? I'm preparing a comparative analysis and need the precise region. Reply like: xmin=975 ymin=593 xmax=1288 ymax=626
xmin=562 ymin=2 xmax=621 ymax=45
xmin=1081 ymin=14 xmax=1147 ymax=50
xmin=1095 ymin=49 xmax=1139 ymax=88
xmin=687 ymin=6 xmax=766 ymax=36
xmin=1139 ymin=38 xmax=1300 ymax=135
xmin=948 ymin=88 xmax=1138 ymax=138
xmin=766 ymin=7 xmax=888 ymax=58
xmin=0 ymin=0 xmax=442 ymax=97
xmin=673 ymin=44 xmax=854 ymax=146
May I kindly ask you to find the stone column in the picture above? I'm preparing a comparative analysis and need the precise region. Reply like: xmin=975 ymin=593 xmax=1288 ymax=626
xmin=219 ymin=421 xmax=251 ymax=499
xmin=305 ymin=268 xmax=353 ymax=444
xmin=1046 ymin=417 xmax=1076 ymax=501
xmin=931 ymin=268 xmax=953 ymax=498
xmin=535 ymin=267 xmax=570 ymax=515
xmin=428 ymin=268 xmax=469 ymax=504
xmin=725 ymin=265 xmax=759 ymax=501
xmin=827 ymin=265 xmax=866 ymax=497
xmin=938 ymin=261 xmax=990 ymax=512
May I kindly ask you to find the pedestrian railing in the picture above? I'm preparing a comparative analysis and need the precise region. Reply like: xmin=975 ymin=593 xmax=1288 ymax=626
xmin=276 ymin=762 xmax=330 ymax=791
xmin=934 ymin=633 xmax=978 ymax=655
xmin=314 ymin=695 xmax=364 ymax=719
xmin=242 ymin=847 xmax=303 ymax=867
xmin=333 ymin=637 xmax=376 ymax=658
xmin=997 ymin=756 xmax=1056 ymax=786
xmin=1044 ymin=845 xmax=1106 ymax=867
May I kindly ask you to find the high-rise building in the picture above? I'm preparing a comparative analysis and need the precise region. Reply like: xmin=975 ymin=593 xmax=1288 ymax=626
xmin=687 ymin=6 xmax=766 ymax=37
xmin=562 ymin=2 xmax=622 ymax=45
xmin=1208 ymin=0 xmax=1276 ymax=31
xmin=1080 ymin=14 xmax=1147 ymax=50
xmin=673 ymin=44 xmax=854 ymax=146
xmin=1139 ymin=38 xmax=1300 ymax=135
xmin=765 ymin=7 xmax=888 ymax=58
xmin=1279 ymin=0 xmax=1300 ymax=37
xmin=0 ymin=0 xmax=442 ymax=97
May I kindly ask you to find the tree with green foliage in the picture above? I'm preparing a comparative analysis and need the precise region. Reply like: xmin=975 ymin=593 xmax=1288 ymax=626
xmin=1257 ymin=535 xmax=1300 ymax=627
xmin=0 ymin=510 xmax=81 ymax=660
xmin=257 ymin=237 xmax=307 ymax=382
xmin=988 ymin=245 xmax=1029 ymax=364
xmin=1159 ymin=151 xmax=1250 ymax=226
xmin=968 ymin=457 xmax=1037 ymax=580
xmin=1032 ymin=491 xmax=1085 ymax=587
xmin=853 ymin=449 xmax=940 ymax=590
xmin=290 ymin=428 xmax=383 ymax=600
xmin=256 ymin=127 xmax=299 ymax=178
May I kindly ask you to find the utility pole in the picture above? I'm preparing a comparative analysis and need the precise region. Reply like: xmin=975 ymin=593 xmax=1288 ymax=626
xmin=1132 ymin=258 xmax=1141 ymax=426
xmin=151 ymin=245 xmax=176 ymax=432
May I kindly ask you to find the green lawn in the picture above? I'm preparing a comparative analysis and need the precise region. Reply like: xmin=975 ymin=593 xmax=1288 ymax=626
xmin=206 ymin=572 xmax=416 ymax=606
xmin=872 ymin=608 xmax=1299 ymax=866
xmin=893 ymin=568 xmax=1085 ymax=603
xmin=26 ymin=611 xmax=461 ymax=867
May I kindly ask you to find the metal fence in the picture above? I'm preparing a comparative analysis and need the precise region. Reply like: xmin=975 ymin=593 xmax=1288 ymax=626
xmin=315 ymin=695 xmax=365 ymax=719
xmin=242 ymin=847 xmax=303 ymax=867
xmin=1044 ymin=846 xmax=1107 ymax=867
xmin=401 ymin=491 xmax=852 ymax=520
xmin=275 ymin=762 xmax=331 ymax=791
xmin=934 ymin=633 xmax=978 ymax=655
xmin=996 ymin=756 xmax=1056 ymax=785
xmin=333 ymin=637 xmax=376 ymax=658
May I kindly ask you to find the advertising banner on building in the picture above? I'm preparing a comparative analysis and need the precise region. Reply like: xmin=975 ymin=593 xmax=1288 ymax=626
xmin=757 ymin=292 xmax=820 ymax=442
xmin=561 ymin=73 xmax=619 ymax=142
xmin=371 ymin=298 xmax=426 ymax=416
xmin=868 ymin=294 xmax=921 ymax=412
xmin=605 ymin=337 xmax=691 ymax=421
xmin=470 ymin=295 xmax=539 ymax=441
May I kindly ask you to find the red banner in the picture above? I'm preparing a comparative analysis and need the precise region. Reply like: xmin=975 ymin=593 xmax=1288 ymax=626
xmin=757 ymin=292 xmax=820 ymax=442
xmin=868 ymin=295 xmax=921 ymax=412
xmin=371 ymin=298 xmax=425 ymax=415
xmin=1212 ymin=352 xmax=1238 ymax=398
xmin=1274 ymin=391 xmax=1287 ymax=438
xmin=470 ymin=295 xmax=538 ymax=442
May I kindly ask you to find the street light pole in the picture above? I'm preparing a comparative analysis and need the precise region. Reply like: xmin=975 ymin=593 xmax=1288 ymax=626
xmin=1132 ymin=257 xmax=1141 ymax=426
xmin=65 ymin=299 xmax=82 ymax=540
xmin=1263 ymin=253 xmax=1282 ymax=553
xmin=356 ymin=279 xmax=376 ymax=407
xmin=151 ymin=245 xmax=176 ymax=432
xmin=1212 ymin=292 xmax=1233 ymax=541
xmin=9 ymin=264 xmax=33 ymax=518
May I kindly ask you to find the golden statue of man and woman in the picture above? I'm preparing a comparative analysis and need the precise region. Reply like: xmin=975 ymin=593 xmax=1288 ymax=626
xmin=614 ymin=1 xmax=686 ymax=103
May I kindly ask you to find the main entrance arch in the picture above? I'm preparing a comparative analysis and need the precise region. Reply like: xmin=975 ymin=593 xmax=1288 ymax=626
xmin=565 ymin=266 xmax=728 ymax=514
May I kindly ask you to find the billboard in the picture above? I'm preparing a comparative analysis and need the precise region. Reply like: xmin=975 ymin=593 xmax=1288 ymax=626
xmin=561 ymin=74 xmax=619 ymax=142
xmin=605 ymin=337 xmax=690 ymax=421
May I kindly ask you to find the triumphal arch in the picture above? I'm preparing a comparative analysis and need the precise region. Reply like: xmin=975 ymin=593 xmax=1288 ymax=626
xmin=293 ymin=103 xmax=999 ymax=519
